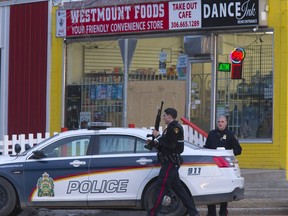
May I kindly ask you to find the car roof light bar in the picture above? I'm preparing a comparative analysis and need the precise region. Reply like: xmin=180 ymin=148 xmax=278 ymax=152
xmin=87 ymin=122 xmax=112 ymax=130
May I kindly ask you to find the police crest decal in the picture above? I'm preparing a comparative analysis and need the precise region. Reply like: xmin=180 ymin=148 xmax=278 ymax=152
xmin=37 ymin=172 xmax=55 ymax=197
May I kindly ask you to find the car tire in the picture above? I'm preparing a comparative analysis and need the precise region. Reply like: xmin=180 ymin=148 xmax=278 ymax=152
xmin=144 ymin=181 xmax=187 ymax=216
xmin=0 ymin=177 xmax=17 ymax=216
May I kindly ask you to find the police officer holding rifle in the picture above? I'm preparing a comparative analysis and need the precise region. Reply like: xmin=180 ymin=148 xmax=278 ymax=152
xmin=146 ymin=106 xmax=199 ymax=216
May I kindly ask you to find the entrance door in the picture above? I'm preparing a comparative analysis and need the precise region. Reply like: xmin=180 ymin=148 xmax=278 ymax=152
xmin=189 ymin=61 xmax=212 ymax=133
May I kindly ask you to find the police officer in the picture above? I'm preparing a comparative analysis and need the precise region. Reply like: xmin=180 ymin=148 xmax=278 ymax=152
xmin=204 ymin=114 xmax=242 ymax=216
xmin=147 ymin=108 xmax=199 ymax=216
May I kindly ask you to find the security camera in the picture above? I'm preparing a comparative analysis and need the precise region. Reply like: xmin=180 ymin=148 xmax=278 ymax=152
xmin=253 ymin=27 xmax=258 ymax=32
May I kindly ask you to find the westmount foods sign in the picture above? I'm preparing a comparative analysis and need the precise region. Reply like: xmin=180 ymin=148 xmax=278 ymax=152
xmin=56 ymin=0 xmax=259 ymax=37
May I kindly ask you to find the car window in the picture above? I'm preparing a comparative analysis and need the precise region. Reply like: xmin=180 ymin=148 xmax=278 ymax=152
xmin=41 ymin=136 xmax=91 ymax=158
xmin=136 ymin=138 xmax=154 ymax=153
xmin=99 ymin=135 xmax=135 ymax=154
xmin=98 ymin=135 xmax=153 ymax=154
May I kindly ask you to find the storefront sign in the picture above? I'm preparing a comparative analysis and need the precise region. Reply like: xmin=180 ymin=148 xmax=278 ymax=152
xmin=230 ymin=47 xmax=246 ymax=79
xmin=56 ymin=2 xmax=170 ymax=37
xmin=169 ymin=1 xmax=201 ymax=30
xmin=231 ymin=63 xmax=243 ymax=79
xmin=177 ymin=54 xmax=188 ymax=79
xmin=202 ymin=0 xmax=259 ymax=27
xmin=230 ymin=47 xmax=245 ymax=64
xmin=218 ymin=63 xmax=231 ymax=72
xmin=159 ymin=51 xmax=168 ymax=74
xmin=56 ymin=0 xmax=259 ymax=37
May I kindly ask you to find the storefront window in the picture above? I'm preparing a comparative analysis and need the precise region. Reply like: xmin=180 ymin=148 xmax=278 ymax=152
xmin=66 ymin=40 xmax=123 ymax=129
xmin=217 ymin=32 xmax=273 ymax=140
xmin=65 ymin=37 xmax=184 ymax=129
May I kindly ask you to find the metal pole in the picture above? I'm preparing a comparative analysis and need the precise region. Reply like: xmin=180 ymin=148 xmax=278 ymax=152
xmin=46 ymin=0 xmax=52 ymax=132
xmin=122 ymin=39 xmax=128 ymax=127
xmin=61 ymin=41 xmax=67 ymax=129
xmin=210 ymin=33 xmax=218 ymax=130
xmin=186 ymin=59 xmax=191 ymax=119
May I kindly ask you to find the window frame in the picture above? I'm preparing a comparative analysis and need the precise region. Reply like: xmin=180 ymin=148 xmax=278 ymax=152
xmin=216 ymin=32 xmax=274 ymax=143
xmin=95 ymin=134 xmax=152 ymax=155
xmin=38 ymin=135 xmax=93 ymax=158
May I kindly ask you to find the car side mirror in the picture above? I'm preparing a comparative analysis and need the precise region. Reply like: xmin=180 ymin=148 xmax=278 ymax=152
xmin=31 ymin=150 xmax=46 ymax=159
xmin=14 ymin=144 xmax=21 ymax=154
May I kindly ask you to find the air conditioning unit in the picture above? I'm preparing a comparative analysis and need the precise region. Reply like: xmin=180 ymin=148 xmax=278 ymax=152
xmin=184 ymin=35 xmax=211 ymax=57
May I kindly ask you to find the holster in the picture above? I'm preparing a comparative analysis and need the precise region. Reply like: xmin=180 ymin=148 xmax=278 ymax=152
xmin=157 ymin=152 xmax=169 ymax=163
xmin=168 ymin=153 xmax=183 ymax=167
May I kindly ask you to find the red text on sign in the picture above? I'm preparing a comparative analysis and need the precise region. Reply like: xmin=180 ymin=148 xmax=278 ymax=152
xmin=178 ymin=11 xmax=191 ymax=18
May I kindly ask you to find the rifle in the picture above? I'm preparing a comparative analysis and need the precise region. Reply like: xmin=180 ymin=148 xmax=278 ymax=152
xmin=144 ymin=101 xmax=164 ymax=150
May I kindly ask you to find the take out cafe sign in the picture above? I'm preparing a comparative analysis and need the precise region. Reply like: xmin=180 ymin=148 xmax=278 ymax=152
xmin=56 ymin=0 xmax=259 ymax=37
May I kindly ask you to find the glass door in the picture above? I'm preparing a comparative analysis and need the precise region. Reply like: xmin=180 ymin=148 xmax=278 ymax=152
xmin=189 ymin=62 xmax=212 ymax=133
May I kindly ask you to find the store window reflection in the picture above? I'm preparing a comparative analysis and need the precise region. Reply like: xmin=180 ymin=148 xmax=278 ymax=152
xmin=217 ymin=32 xmax=273 ymax=140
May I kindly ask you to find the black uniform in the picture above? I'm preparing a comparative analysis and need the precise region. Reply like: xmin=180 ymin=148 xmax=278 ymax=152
xmin=204 ymin=128 xmax=242 ymax=156
xmin=147 ymin=120 xmax=199 ymax=216
xmin=204 ymin=127 xmax=242 ymax=216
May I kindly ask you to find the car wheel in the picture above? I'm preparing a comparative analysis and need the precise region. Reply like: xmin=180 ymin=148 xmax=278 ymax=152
xmin=0 ymin=177 xmax=17 ymax=216
xmin=144 ymin=181 xmax=187 ymax=216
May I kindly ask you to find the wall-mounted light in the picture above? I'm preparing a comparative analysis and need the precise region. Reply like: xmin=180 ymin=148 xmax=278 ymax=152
xmin=253 ymin=26 xmax=258 ymax=32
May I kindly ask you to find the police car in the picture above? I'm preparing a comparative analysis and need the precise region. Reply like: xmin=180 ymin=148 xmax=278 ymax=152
xmin=0 ymin=123 xmax=244 ymax=216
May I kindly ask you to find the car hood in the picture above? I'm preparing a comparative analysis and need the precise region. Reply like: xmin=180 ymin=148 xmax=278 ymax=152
xmin=0 ymin=155 xmax=20 ymax=164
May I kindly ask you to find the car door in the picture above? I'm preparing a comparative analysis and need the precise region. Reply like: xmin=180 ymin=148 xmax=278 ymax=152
xmin=23 ymin=135 xmax=94 ymax=207
xmin=87 ymin=135 xmax=157 ymax=206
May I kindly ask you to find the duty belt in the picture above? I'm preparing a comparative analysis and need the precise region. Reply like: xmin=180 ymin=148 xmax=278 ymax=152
xmin=158 ymin=152 xmax=182 ymax=167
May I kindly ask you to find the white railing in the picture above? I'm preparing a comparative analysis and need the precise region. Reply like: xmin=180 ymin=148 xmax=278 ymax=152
xmin=0 ymin=132 xmax=58 ymax=156
xmin=0 ymin=119 xmax=207 ymax=155
xmin=181 ymin=117 xmax=208 ymax=146
xmin=182 ymin=124 xmax=207 ymax=146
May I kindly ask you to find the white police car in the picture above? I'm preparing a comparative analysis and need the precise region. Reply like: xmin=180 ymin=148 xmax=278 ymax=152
xmin=0 ymin=123 xmax=244 ymax=216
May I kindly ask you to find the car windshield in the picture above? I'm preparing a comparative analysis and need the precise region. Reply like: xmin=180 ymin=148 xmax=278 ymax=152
xmin=17 ymin=134 xmax=60 ymax=156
